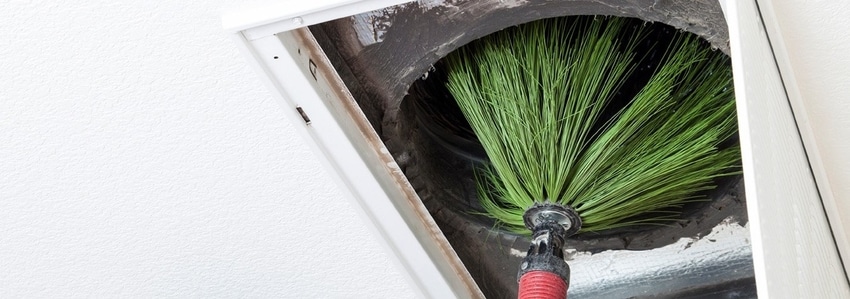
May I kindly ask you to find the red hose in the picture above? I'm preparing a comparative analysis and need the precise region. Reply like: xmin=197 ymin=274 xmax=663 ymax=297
xmin=518 ymin=270 xmax=568 ymax=299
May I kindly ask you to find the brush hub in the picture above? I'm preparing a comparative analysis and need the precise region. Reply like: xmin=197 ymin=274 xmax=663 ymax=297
xmin=523 ymin=203 xmax=582 ymax=237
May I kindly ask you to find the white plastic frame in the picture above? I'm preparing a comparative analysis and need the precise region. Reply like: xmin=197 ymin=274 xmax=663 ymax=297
xmin=225 ymin=1 xmax=482 ymax=298
xmin=224 ymin=0 xmax=850 ymax=297
xmin=725 ymin=1 xmax=850 ymax=297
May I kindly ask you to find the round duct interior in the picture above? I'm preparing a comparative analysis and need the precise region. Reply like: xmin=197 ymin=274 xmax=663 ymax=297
xmin=309 ymin=1 xmax=753 ymax=297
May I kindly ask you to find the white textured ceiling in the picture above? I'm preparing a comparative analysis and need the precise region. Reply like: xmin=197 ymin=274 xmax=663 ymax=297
xmin=0 ymin=1 xmax=414 ymax=297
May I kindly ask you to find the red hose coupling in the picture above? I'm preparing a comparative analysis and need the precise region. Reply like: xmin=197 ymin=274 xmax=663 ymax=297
xmin=518 ymin=270 xmax=568 ymax=299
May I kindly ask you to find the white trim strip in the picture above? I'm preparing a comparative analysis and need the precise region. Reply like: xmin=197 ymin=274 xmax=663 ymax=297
xmin=229 ymin=28 xmax=482 ymax=298
xmin=726 ymin=1 xmax=850 ymax=297
xmin=753 ymin=0 xmax=850 ymax=274
xmin=222 ymin=0 xmax=414 ymax=39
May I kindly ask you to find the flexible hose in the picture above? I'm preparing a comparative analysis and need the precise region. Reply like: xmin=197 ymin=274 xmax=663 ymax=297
xmin=518 ymin=270 xmax=567 ymax=299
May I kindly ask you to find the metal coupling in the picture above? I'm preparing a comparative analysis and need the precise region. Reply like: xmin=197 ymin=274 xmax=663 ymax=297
xmin=517 ymin=203 xmax=582 ymax=283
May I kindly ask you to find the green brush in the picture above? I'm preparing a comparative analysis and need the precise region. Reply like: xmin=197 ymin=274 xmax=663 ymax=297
xmin=444 ymin=15 xmax=739 ymax=298
xmin=445 ymin=16 xmax=739 ymax=235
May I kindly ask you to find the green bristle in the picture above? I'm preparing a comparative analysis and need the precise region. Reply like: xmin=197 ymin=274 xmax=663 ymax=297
xmin=444 ymin=16 xmax=740 ymax=234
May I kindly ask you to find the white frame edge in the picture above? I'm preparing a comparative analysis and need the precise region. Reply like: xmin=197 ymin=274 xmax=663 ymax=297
xmin=222 ymin=0 xmax=415 ymax=39
xmin=726 ymin=0 xmax=850 ymax=297
xmin=752 ymin=0 xmax=850 ymax=273
xmin=225 ymin=2 xmax=485 ymax=298
xmin=228 ymin=29 xmax=481 ymax=298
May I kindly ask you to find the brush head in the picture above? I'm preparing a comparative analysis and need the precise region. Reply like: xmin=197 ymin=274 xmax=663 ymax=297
xmin=444 ymin=16 xmax=740 ymax=235
xmin=523 ymin=203 xmax=581 ymax=237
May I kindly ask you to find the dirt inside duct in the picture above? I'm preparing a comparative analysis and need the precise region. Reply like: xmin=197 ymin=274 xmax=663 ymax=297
xmin=308 ymin=1 xmax=752 ymax=297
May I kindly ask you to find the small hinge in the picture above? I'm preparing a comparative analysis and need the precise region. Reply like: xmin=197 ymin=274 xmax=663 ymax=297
xmin=296 ymin=106 xmax=311 ymax=125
